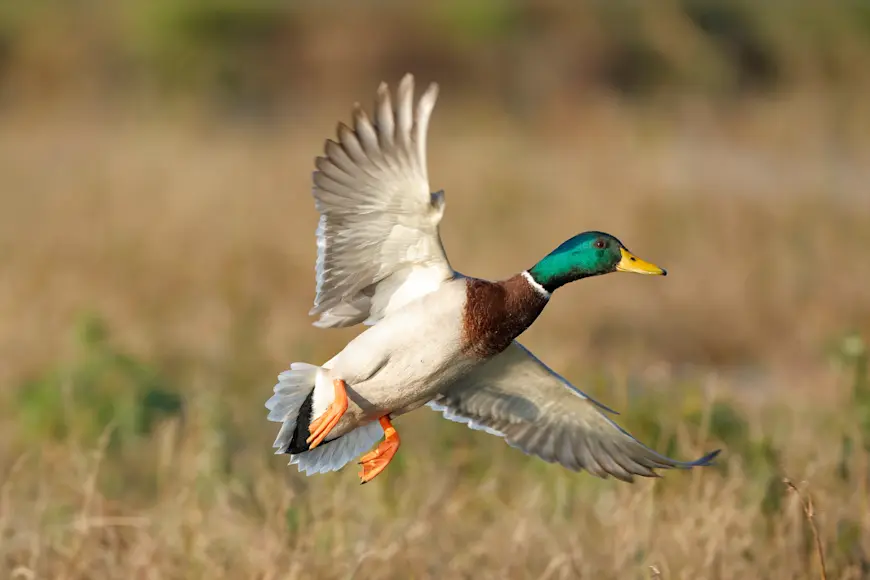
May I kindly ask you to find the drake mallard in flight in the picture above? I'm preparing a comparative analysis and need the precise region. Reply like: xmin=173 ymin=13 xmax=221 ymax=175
xmin=266 ymin=74 xmax=719 ymax=484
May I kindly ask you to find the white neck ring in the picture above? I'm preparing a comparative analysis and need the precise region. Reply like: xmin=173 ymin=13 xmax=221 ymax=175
xmin=522 ymin=271 xmax=551 ymax=299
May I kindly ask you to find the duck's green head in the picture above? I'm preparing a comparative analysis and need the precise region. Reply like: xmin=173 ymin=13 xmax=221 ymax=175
xmin=527 ymin=231 xmax=666 ymax=294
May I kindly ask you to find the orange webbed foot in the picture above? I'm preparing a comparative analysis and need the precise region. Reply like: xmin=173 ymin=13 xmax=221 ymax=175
xmin=306 ymin=378 xmax=349 ymax=450
xmin=358 ymin=416 xmax=400 ymax=484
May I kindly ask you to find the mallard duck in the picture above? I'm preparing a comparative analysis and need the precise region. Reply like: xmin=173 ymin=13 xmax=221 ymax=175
xmin=265 ymin=74 xmax=719 ymax=484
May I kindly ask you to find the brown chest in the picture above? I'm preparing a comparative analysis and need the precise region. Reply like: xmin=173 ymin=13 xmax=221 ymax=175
xmin=461 ymin=274 xmax=549 ymax=359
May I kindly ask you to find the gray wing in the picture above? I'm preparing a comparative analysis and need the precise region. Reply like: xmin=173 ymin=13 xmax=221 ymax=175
xmin=310 ymin=73 xmax=454 ymax=328
xmin=428 ymin=342 xmax=720 ymax=482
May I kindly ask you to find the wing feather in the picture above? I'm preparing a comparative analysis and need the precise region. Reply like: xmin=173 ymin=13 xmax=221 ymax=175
xmin=310 ymin=74 xmax=453 ymax=328
xmin=428 ymin=341 xmax=720 ymax=481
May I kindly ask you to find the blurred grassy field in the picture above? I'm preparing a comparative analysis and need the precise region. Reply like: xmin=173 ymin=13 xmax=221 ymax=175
xmin=2 ymin=2 xmax=870 ymax=578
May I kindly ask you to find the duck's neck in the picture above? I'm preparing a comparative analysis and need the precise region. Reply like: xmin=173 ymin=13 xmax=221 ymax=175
xmin=528 ymin=253 xmax=599 ymax=294
xmin=521 ymin=270 xmax=552 ymax=298
xmin=462 ymin=272 xmax=550 ymax=358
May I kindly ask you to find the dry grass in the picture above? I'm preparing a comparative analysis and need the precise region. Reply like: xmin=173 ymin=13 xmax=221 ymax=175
xmin=1 ymin=86 xmax=870 ymax=578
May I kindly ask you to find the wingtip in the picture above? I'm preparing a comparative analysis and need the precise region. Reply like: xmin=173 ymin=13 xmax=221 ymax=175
xmin=423 ymin=81 xmax=440 ymax=100
xmin=335 ymin=121 xmax=353 ymax=140
xmin=351 ymin=101 xmax=368 ymax=120
xmin=692 ymin=448 xmax=722 ymax=467
xmin=394 ymin=74 xmax=437 ymax=100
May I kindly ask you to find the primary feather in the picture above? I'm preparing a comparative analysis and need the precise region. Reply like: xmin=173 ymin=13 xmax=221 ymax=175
xmin=428 ymin=342 xmax=720 ymax=482
xmin=311 ymin=74 xmax=453 ymax=328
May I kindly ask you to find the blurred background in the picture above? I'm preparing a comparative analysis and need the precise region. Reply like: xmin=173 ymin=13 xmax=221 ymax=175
xmin=1 ymin=1 xmax=869 ymax=578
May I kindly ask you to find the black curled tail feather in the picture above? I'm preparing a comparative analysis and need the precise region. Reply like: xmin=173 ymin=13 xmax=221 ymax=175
xmin=285 ymin=390 xmax=314 ymax=454
xmin=265 ymin=363 xmax=319 ymax=454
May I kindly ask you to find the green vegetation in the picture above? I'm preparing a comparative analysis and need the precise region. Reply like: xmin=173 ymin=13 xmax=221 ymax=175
xmin=2 ymin=0 xmax=870 ymax=108
xmin=17 ymin=314 xmax=182 ymax=447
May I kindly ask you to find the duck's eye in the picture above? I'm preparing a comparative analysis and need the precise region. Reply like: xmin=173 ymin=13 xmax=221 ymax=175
xmin=594 ymin=240 xmax=606 ymax=249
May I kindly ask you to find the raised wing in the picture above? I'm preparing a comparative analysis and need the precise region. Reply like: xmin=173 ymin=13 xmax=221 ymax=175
xmin=428 ymin=342 xmax=720 ymax=482
xmin=310 ymin=73 xmax=454 ymax=328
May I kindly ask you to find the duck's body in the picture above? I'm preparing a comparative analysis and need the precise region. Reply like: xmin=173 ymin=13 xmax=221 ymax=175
xmin=299 ymin=277 xmax=473 ymax=442
xmin=323 ymin=276 xmax=473 ymax=423
xmin=280 ymin=273 xmax=548 ymax=446
xmin=266 ymin=74 xmax=719 ymax=482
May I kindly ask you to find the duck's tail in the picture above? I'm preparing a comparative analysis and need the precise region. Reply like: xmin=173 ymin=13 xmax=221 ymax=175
xmin=265 ymin=363 xmax=383 ymax=476
xmin=266 ymin=362 xmax=320 ymax=454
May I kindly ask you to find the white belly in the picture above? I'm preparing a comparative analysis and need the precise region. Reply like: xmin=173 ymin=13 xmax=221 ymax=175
xmin=315 ymin=280 xmax=476 ymax=437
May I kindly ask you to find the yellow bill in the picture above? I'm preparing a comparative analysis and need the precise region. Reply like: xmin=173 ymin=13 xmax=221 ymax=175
xmin=616 ymin=247 xmax=667 ymax=276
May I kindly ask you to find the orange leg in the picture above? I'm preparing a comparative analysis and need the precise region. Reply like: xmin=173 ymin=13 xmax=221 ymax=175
xmin=358 ymin=416 xmax=400 ymax=484
xmin=306 ymin=378 xmax=349 ymax=450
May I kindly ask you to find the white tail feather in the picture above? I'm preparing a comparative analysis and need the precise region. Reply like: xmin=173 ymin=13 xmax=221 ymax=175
xmin=265 ymin=362 xmax=384 ymax=475
xmin=266 ymin=363 xmax=318 ymax=449
xmin=290 ymin=421 xmax=384 ymax=475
